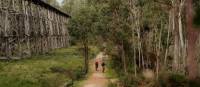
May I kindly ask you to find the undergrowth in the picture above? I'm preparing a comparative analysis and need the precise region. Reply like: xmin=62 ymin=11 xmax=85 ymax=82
xmin=0 ymin=46 xmax=98 ymax=87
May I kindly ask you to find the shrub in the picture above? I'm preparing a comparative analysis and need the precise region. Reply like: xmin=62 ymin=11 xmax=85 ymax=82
xmin=108 ymin=83 xmax=118 ymax=87
xmin=120 ymin=75 xmax=141 ymax=87
xmin=188 ymin=78 xmax=200 ymax=87
xmin=158 ymin=73 xmax=188 ymax=87
xmin=73 ymin=67 xmax=85 ymax=80
xmin=168 ymin=74 xmax=187 ymax=87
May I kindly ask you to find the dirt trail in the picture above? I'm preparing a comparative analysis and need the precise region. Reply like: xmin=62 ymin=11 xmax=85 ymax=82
xmin=83 ymin=52 xmax=108 ymax=87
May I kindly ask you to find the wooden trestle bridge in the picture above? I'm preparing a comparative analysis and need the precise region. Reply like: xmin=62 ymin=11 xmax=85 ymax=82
xmin=0 ymin=0 xmax=70 ymax=59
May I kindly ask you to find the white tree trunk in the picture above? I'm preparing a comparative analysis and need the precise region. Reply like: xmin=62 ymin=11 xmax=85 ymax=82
xmin=164 ymin=11 xmax=172 ymax=67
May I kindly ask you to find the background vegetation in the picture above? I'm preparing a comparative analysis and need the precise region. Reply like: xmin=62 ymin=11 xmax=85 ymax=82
xmin=0 ymin=46 xmax=98 ymax=87
xmin=54 ymin=0 xmax=200 ymax=86
xmin=1 ymin=0 xmax=199 ymax=87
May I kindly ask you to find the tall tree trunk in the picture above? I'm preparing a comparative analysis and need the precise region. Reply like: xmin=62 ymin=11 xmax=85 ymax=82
xmin=172 ymin=1 xmax=180 ymax=72
xmin=83 ymin=42 xmax=89 ymax=74
xmin=134 ymin=47 xmax=137 ymax=77
xmin=178 ymin=0 xmax=185 ymax=49
xmin=164 ymin=11 xmax=172 ymax=67
xmin=186 ymin=0 xmax=199 ymax=80
xmin=174 ymin=34 xmax=179 ymax=71
xmin=120 ymin=43 xmax=127 ymax=74
xmin=141 ymin=42 xmax=145 ymax=70
xmin=178 ymin=0 xmax=186 ymax=73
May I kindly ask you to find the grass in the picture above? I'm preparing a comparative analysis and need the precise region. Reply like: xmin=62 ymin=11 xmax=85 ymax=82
xmin=0 ymin=46 xmax=96 ymax=87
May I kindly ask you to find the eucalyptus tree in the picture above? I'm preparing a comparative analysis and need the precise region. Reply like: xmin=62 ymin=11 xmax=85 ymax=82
xmin=186 ymin=0 xmax=200 ymax=80
xmin=60 ymin=0 xmax=200 ymax=82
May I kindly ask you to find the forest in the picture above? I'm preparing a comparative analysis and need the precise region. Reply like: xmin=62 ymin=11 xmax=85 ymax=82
xmin=0 ymin=0 xmax=200 ymax=87
xmin=57 ymin=0 xmax=200 ymax=86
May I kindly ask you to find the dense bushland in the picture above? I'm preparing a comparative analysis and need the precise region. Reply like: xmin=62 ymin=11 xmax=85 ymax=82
xmin=47 ymin=0 xmax=200 ymax=86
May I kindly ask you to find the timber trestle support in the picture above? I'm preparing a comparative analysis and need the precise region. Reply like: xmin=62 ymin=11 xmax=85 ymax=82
xmin=0 ymin=0 xmax=70 ymax=59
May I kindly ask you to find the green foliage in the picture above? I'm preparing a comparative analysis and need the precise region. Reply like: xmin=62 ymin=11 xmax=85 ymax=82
xmin=120 ymin=76 xmax=140 ymax=87
xmin=168 ymin=74 xmax=187 ymax=87
xmin=188 ymin=78 xmax=200 ymax=87
xmin=194 ymin=12 xmax=200 ymax=26
xmin=194 ymin=8 xmax=200 ymax=27
xmin=0 ymin=47 xmax=85 ymax=87
xmin=193 ymin=0 xmax=200 ymax=27
xmin=159 ymin=73 xmax=200 ymax=87
xmin=108 ymin=83 xmax=118 ymax=87
xmin=61 ymin=0 xmax=200 ymax=86
xmin=68 ymin=6 xmax=99 ymax=45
